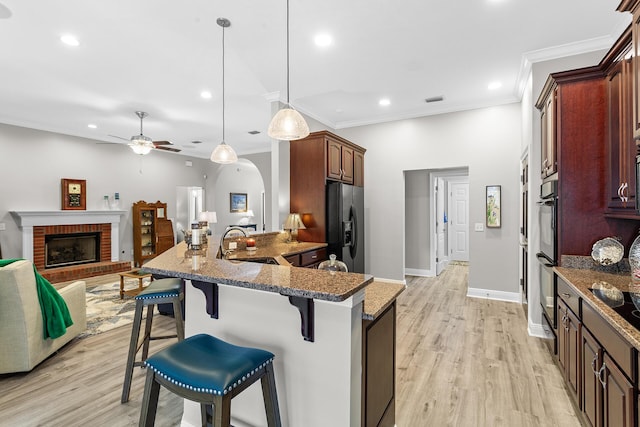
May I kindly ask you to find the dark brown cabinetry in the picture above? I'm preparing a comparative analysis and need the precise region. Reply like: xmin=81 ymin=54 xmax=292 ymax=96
xmin=582 ymin=327 xmax=603 ymax=427
xmin=539 ymin=84 xmax=558 ymax=178
xmin=284 ymin=247 xmax=327 ymax=268
xmin=557 ymin=297 xmax=581 ymax=401
xmin=362 ymin=302 xmax=396 ymax=427
xmin=290 ymin=130 xmax=366 ymax=243
xmin=619 ymin=1 xmax=640 ymax=139
xmin=132 ymin=200 xmax=174 ymax=267
xmin=604 ymin=28 xmax=637 ymax=217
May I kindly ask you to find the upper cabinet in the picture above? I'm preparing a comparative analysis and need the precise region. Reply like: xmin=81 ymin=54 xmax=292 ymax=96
xmin=618 ymin=0 xmax=640 ymax=139
xmin=603 ymin=28 xmax=637 ymax=217
xmin=326 ymin=134 xmax=358 ymax=185
xmin=538 ymin=82 xmax=558 ymax=179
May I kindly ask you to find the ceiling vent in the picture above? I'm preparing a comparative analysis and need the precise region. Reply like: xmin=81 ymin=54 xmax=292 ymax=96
xmin=425 ymin=96 xmax=444 ymax=103
xmin=248 ymin=130 xmax=261 ymax=135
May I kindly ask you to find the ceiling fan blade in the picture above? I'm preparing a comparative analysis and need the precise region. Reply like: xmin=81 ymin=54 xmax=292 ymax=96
xmin=108 ymin=134 xmax=131 ymax=142
xmin=155 ymin=145 xmax=181 ymax=153
xmin=152 ymin=140 xmax=173 ymax=146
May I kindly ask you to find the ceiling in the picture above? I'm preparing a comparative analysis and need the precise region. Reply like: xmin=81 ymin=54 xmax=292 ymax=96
xmin=0 ymin=1 xmax=631 ymax=159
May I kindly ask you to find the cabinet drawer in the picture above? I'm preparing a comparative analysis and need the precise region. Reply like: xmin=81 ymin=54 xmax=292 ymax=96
xmin=284 ymin=254 xmax=300 ymax=267
xmin=583 ymin=301 xmax=634 ymax=381
xmin=557 ymin=276 xmax=580 ymax=317
xmin=301 ymin=248 xmax=327 ymax=267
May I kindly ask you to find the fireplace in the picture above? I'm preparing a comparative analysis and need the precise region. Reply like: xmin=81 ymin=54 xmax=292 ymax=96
xmin=45 ymin=232 xmax=100 ymax=268
xmin=11 ymin=210 xmax=131 ymax=282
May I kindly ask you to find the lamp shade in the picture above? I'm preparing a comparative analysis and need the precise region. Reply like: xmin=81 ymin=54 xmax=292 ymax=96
xmin=267 ymin=106 xmax=310 ymax=141
xmin=198 ymin=211 xmax=218 ymax=223
xmin=129 ymin=135 xmax=154 ymax=155
xmin=210 ymin=141 xmax=238 ymax=164
xmin=284 ymin=213 xmax=306 ymax=230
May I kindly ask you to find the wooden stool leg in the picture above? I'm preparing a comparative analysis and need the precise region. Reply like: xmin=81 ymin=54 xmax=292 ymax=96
xmin=261 ymin=363 xmax=282 ymax=427
xmin=212 ymin=395 xmax=231 ymax=427
xmin=173 ymin=296 xmax=185 ymax=341
xmin=139 ymin=369 xmax=161 ymax=427
xmin=122 ymin=300 xmax=144 ymax=403
xmin=141 ymin=304 xmax=155 ymax=361
xmin=119 ymin=276 xmax=125 ymax=299
xmin=200 ymin=404 xmax=211 ymax=427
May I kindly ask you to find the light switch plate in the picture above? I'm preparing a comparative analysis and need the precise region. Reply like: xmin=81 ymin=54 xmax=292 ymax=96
xmin=474 ymin=223 xmax=484 ymax=232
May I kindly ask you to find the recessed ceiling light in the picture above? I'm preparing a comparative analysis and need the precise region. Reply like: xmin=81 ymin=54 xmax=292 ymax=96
xmin=314 ymin=33 xmax=333 ymax=47
xmin=379 ymin=98 xmax=391 ymax=106
xmin=60 ymin=34 xmax=80 ymax=47
xmin=201 ymin=91 xmax=212 ymax=99
xmin=488 ymin=81 xmax=502 ymax=90
xmin=87 ymin=124 xmax=97 ymax=129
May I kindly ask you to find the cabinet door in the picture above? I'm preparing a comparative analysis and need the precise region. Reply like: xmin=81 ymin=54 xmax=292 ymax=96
xmin=602 ymin=353 xmax=635 ymax=427
xmin=607 ymin=58 xmax=636 ymax=212
xmin=632 ymin=8 xmax=640 ymax=140
xmin=354 ymin=150 xmax=364 ymax=187
xmin=541 ymin=90 xmax=557 ymax=178
xmin=327 ymin=138 xmax=343 ymax=180
xmin=341 ymin=145 xmax=354 ymax=184
xmin=582 ymin=327 xmax=603 ymax=427
xmin=557 ymin=301 xmax=568 ymax=373
xmin=566 ymin=307 xmax=581 ymax=401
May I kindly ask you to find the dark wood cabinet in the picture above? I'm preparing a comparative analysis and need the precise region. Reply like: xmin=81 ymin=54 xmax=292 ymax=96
xmin=290 ymin=130 xmax=365 ymax=243
xmin=604 ymin=28 xmax=638 ymax=217
xmin=557 ymin=298 xmax=581 ymax=401
xmin=602 ymin=353 xmax=635 ymax=427
xmin=362 ymin=302 xmax=396 ymax=427
xmin=619 ymin=1 xmax=640 ymax=139
xmin=284 ymin=247 xmax=327 ymax=268
xmin=539 ymin=84 xmax=558 ymax=178
xmin=132 ymin=200 xmax=174 ymax=268
xmin=582 ymin=327 xmax=603 ymax=427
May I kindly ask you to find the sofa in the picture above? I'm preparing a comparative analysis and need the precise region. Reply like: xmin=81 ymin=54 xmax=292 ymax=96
xmin=0 ymin=260 xmax=87 ymax=374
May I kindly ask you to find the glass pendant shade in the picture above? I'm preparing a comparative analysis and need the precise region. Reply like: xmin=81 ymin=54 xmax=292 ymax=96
xmin=210 ymin=141 xmax=238 ymax=164
xmin=268 ymin=106 xmax=310 ymax=141
xmin=129 ymin=135 xmax=154 ymax=155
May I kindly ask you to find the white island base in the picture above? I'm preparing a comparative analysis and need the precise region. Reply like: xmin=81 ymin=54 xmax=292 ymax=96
xmin=181 ymin=280 xmax=365 ymax=427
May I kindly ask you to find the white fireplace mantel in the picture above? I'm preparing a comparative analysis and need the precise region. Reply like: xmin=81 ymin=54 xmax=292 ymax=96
xmin=11 ymin=210 xmax=127 ymax=262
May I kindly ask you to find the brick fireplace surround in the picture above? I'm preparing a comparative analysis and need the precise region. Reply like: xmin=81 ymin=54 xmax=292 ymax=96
xmin=11 ymin=210 xmax=130 ymax=283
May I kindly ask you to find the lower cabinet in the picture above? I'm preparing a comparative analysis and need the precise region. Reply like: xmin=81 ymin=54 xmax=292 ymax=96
xmin=602 ymin=353 xmax=635 ymax=427
xmin=558 ymin=298 xmax=581 ymax=401
xmin=284 ymin=247 xmax=327 ymax=268
xmin=362 ymin=302 xmax=396 ymax=427
xmin=582 ymin=327 xmax=603 ymax=427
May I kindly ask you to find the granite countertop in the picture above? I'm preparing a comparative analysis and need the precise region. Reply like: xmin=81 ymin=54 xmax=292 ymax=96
xmin=554 ymin=267 xmax=640 ymax=350
xmin=144 ymin=242 xmax=373 ymax=302
xmin=226 ymin=241 xmax=327 ymax=264
xmin=362 ymin=281 xmax=406 ymax=320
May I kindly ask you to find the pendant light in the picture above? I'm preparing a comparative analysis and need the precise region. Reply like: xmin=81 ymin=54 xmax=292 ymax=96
xmin=210 ymin=18 xmax=238 ymax=164
xmin=129 ymin=111 xmax=155 ymax=155
xmin=267 ymin=0 xmax=310 ymax=141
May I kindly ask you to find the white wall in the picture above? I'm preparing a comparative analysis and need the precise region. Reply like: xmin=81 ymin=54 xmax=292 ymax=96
xmin=0 ymin=123 xmax=212 ymax=261
xmin=336 ymin=103 xmax=522 ymax=294
xmin=405 ymin=170 xmax=430 ymax=271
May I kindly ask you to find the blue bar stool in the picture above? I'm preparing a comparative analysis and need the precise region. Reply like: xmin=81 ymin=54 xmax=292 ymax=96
xmin=121 ymin=277 xmax=184 ymax=404
xmin=139 ymin=333 xmax=281 ymax=427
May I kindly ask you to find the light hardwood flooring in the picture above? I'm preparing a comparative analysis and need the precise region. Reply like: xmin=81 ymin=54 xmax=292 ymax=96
xmin=0 ymin=264 xmax=580 ymax=426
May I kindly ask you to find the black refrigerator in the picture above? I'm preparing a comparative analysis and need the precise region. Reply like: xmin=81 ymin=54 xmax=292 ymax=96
xmin=326 ymin=181 xmax=365 ymax=273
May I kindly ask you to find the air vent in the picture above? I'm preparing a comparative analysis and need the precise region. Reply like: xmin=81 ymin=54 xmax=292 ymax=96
xmin=425 ymin=96 xmax=444 ymax=103
xmin=191 ymin=140 xmax=203 ymax=144
xmin=248 ymin=130 xmax=261 ymax=135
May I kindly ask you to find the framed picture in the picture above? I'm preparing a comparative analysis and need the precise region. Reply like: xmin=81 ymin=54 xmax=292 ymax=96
xmin=61 ymin=178 xmax=86 ymax=210
xmin=230 ymin=192 xmax=248 ymax=213
xmin=486 ymin=185 xmax=501 ymax=228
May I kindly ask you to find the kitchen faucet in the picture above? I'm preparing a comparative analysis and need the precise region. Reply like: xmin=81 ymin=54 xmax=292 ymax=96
xmin=218 ymin=226 xmax=249 ymax=259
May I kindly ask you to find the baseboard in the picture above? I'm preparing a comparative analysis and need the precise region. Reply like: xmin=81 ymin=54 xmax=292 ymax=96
xmin=528 ymin=317 xmax=555 ymax=339
xmin=404 ymin=268 xmax=434 ymax=277
xmin=466 ymin=287 xmax=522 ymax=303
xmin=374 ymin=277 xmax=407 ymax=285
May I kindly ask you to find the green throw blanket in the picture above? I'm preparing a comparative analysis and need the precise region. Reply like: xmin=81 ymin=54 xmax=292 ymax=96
xmin=0 ymin=259 xmax=73 ymax=339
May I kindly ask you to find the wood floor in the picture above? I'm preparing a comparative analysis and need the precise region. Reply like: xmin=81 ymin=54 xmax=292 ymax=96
xmin=0 ymin=264 xmax=580 ymax=426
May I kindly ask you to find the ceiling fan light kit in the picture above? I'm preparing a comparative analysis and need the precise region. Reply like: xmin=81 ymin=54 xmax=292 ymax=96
xmin=128 ymin=111 xmax=155 ymax=155
xmin=267 ymin=0 xmax=310 ymax=141
xmin=210 ymin=17 xmax=238 ymax=164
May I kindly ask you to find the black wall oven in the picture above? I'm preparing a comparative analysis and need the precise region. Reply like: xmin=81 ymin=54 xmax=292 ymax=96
xmin=537 ymin=180 xmax=557 ymax=331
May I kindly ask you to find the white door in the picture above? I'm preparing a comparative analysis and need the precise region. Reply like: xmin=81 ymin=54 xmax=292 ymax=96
xmin=450 ymin=182 xmax=469 ymax=261
xmin=435 ymin=178 xmax=448 ymax=275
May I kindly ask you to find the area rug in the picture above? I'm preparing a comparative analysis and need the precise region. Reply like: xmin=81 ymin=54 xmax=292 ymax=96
xmin=80 ymin=281 xmax=141 ymax=338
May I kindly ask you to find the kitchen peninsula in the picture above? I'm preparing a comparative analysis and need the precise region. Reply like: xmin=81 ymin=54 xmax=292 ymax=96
xmin=142 ymin=238 xmax=403 ymax=427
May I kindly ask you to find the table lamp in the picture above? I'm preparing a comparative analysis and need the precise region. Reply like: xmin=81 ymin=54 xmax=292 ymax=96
xmin=284 ymin=213 xmax=306 ymax=243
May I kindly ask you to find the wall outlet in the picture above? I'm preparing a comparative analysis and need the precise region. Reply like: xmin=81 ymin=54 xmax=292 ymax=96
xmin=474 ymin=223 xmax=484 ymax=232
xmin=0 ymin=222 xmax=5 ymax=231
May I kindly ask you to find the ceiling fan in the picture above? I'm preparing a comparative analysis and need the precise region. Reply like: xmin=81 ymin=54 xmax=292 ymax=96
xmin=109 ymin=111 xmax=181 ymax=154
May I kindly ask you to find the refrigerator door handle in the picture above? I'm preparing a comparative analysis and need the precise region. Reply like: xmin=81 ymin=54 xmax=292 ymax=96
xmin=349 ymin=206 xmax=358 ymax=260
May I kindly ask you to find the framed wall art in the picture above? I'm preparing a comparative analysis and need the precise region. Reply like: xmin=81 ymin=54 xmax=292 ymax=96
xmin=230 ymin=192 xmax=248 ymax=213
xmin=61 ymin=178 xmax=86 ymax=210
xmin=486 ymin=185 xmax=501 ymax=228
